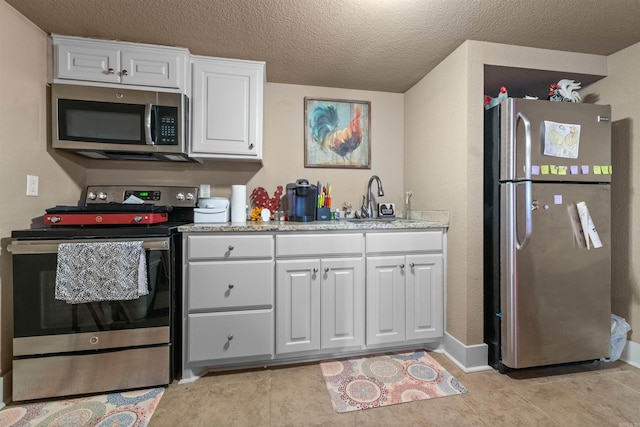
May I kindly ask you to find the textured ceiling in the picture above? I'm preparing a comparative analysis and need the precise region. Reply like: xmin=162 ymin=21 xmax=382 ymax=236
xmin=6 ymin=0 xmax=640 ymax=93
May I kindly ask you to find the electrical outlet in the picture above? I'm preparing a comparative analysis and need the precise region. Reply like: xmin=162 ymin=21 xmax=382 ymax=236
xmin=26 ymin=175 xmax=39 ymax=196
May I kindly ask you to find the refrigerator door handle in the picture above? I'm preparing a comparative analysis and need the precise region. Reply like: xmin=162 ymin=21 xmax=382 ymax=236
xmin=518 ymin=112 xmax=532 ymax=181
xmin=515 ymin=181 xmax=532 ymax=251
xmin=515 ymin=111 xmax=532 ymax=250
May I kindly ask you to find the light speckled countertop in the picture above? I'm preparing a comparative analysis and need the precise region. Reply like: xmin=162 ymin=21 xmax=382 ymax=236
xmin=179 ymin=211 xmax=449 ymax=233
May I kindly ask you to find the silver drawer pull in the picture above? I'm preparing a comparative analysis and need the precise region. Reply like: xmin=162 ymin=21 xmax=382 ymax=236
xmin=313 ymin=268 xmax=318 ymax=273
xmin=228 ymin=245 xmax=234 ymax=251
xmin=107 ymin=68 xmax=114 ymax=74
xmin=324 ymin=267 xmax=329 ymax=273
xmin=227 ymin=334 xmax=234 ymax=341
xmin=409 ymin=263 xmax=415 ymax=268
xmin=228 ymin=284 xmax=234 ymax=289
xmin=121 ymin=69 xmax=128 ymax=76
xmin=399 ymin=264 xmax=405 ymax=269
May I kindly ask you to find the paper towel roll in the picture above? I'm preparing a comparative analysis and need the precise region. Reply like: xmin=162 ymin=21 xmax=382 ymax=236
xmin=231 ymin=185 xmax=247 ymax=222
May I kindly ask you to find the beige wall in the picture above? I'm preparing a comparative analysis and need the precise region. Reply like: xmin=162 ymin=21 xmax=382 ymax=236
xmin=405 ymin=40 xmax=609 ymax=346
xmin=85 ymin=84 xmax=405 ymax=215
xmin=0 ymin=0 xmax=85 ymax=401
xmin=583 ymin=41 xmax=640 ymax=344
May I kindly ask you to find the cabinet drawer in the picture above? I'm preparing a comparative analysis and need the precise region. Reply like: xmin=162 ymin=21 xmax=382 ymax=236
xmin=187 ymin=234 xmax=273 ymax=260
xmin=188 ymin=260 xmax=273 ymax=311
xmin=276 ymin=233 xmax=363 ymax=257
xmin=187 ymin=310 xmax=273 ymax=363
xmin=366 ymin=231 xmax=443 ymax=254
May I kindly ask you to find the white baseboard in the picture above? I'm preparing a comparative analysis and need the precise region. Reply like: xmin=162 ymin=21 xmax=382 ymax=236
xmin=621 ymin=339 xmax=640 ymax=368
xmin=443 ymin=332 xmax=492 ymax=373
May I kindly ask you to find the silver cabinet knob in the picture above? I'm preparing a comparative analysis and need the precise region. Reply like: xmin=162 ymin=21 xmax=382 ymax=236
xmin=121 ymin=69 xmax=128 ymax=76
xmin=227 ymin=334 xmax=234 ymax=341
xmin=228 ymin=245 xmax=234 ymax=251
xmin=107 ymin=68 xmax=115 ymax=74
xmin=249 ymin=143 xmax=254 ymax=150
xmin=399 ymin=264 xmax=405 ymax=269
xmin=228 ymin=284 xmax=234 ymax=289
xmin=89 ymin=336 xmax=99 ymax=345
xmin=409 ymin=263 xmax=415 ymax=268
xmin=313 ymin=268 xmax=318 ymax=273
xmin=324 ymin=267 xmax=329 ymax=273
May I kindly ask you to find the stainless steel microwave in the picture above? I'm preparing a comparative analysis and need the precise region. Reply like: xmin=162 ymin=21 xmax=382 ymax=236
xmin=51 ymin=84 xmax=194 ymax=162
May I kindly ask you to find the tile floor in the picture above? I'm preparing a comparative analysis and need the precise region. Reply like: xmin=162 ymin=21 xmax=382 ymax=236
xmin=150 ymin=353 xmax=640 ymax=426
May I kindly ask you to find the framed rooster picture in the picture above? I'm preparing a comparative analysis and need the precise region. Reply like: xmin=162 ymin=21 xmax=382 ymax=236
xmin=304 ymin=97 xmax=371 ymax=169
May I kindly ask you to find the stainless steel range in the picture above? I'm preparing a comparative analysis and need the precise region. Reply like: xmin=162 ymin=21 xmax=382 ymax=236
xmin=8 ymin=185 xmax=197 ymax=401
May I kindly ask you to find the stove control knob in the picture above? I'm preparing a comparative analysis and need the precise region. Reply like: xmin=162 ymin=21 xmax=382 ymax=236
xmin=176 ymin=192 xmax=185 ymax=201
xmin=186 ymin=192 xmax=195 ymax=201
xmin=87 ymin=191 xmax=97 ymax=200
xmin=98 ymin=192 xmax=108 ymax=201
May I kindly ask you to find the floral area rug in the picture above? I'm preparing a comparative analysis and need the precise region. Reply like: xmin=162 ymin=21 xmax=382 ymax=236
xmin=320 ymin=350 xmax=467 ymax=412
xmin=0 ymin=387 xmax=164 ymax=427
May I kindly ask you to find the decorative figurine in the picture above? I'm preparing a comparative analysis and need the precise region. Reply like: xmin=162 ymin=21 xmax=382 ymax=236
xmin=484 ymin=86 xmax=508 ymax=110
xmin=548 ymin=79 xmax=582 ymax=103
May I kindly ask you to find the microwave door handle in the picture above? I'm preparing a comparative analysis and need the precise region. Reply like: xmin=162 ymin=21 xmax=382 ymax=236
xmin=144 ymin=103 xmax=154 ymax=145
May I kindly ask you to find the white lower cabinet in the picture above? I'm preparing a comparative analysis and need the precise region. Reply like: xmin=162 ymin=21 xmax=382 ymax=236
xmin=182 ymin=234 xmax=274 ymax=379
xmin=275 ymin=233 xmax=365 ymax=356
xmin=181 ymin=229 xmax=444 ymax=379
xmin=366 ymin=231 xmax=444 ymax=346
xmin=275 ymin=257 xmax=365 ymax=355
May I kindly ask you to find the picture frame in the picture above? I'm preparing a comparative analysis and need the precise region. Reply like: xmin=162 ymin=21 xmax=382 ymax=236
xmin=304 ymin=97 xmax=371 ymax=169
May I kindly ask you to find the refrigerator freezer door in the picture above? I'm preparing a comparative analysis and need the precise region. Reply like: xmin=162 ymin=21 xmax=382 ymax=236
xmin=500 ymin=182 xmax=611 ymax=369
xmin=501 ymin=98 xmax=611 ymax=183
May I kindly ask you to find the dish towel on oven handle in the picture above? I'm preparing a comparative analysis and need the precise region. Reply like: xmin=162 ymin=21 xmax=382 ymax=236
xmin=55 ymin=241 xmax=149 ymax=304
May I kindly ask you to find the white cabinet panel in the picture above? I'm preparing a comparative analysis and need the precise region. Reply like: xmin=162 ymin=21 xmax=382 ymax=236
xmin=275 ymin=260 xmax=321 ymax=354
xmin=56 ymin=42 xmax=120 ymax=83
xmin=321 ymin=257 xmax=365 ymax=349
xmin=187 ymin=260 xmax=273 ymax=311
xmin=187 ymin=234 xmax=274 ymax=260
xmin=190 ymin=57 xmax=264 ymax=160
xmin=276 ymin=233 xmax=363 ymax=257
xmin=187 ymin=310 xmax=272 ymax=363
xmin=366 ymin=256 xmax=405 ymax=345
xmin=366 ymin=231 xmax=443 ymax=254
xmin=406 ymin=254 xmax=444 ymax=340
xmin=121 ymin=50 xmax=182 ymax=88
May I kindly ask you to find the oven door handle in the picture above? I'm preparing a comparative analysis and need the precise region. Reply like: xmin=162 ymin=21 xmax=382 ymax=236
xmin=7 ymin=238 xmax=170 ymax=255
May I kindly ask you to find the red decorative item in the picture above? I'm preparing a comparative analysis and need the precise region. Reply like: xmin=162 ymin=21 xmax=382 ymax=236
xmin=251 ymin=186 xmax=283 ymax=212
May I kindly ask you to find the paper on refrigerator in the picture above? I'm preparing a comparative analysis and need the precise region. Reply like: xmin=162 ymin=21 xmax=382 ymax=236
xmin=576 ymin=201 xmax=603 ymax=249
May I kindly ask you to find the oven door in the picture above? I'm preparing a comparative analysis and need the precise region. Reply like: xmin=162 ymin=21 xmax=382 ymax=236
xmin=9 ymin=237 xmax=173 ymax=355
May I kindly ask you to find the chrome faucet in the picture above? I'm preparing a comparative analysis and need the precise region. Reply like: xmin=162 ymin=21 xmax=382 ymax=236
xmin=363 ymin=175 xmax=384 ymax=218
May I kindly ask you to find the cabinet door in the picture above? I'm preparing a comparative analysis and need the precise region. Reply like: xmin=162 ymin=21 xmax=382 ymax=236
xmin=121 ymin=49 xmax=183 ymax=88
xmin=56 ymin=42 xmax=120 ymax=83
xmin=275 ymin=260 xmax=320 ymax=354
xmin=366 ymin=256 xmax=405 ymax=345
xmin=321 ymin=257 xmax=365 ymax=350
xmin=190 ymin=59 xmax=263 ymax=158
xmin=405 ymin=254 xmax=444 ymax=340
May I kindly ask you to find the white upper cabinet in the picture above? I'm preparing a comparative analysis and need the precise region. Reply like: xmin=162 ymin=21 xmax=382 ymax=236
xmin=52 ymin=35 xmax=188 ymax=91
xmin=189 ymin=56 xmax=265 ymax=160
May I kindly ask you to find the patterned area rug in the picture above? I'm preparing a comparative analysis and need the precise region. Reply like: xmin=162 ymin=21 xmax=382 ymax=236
xmin=320 ymin=350 xmax=467 ymax=412
xmin=0 ymin=387 xmax=164 ymax=427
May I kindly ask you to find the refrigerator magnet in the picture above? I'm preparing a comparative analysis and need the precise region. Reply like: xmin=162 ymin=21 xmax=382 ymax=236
xmin=581 ymin=165 xmax=590 ymax=174
xmin=570 ymin=165 xmax=579 ymax=175
xmin=531 ymin=165 xmax=540 ymax=175
xmin=554 ymin=195 xmax=563 ymax=205
xmin=541 ymin=165 xmax=550 ymax=174
xmin=593 ymin=166 xmax=602 ymax=174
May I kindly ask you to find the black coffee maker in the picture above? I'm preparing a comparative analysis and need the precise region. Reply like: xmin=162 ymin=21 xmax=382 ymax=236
xmin=285 ymin=179 xmax=317 ymax=222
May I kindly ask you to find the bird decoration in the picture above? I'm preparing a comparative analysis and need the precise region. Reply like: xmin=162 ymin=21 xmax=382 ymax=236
xmin=548 ymin=79 xmax=582 ymax=102
xmin=310 ymin=105 xmax=363 ymax=161
xmin=484 ymin=86 xmax=508 ymax=110
xmin=250 ymin=186 xmax=283 ymax=212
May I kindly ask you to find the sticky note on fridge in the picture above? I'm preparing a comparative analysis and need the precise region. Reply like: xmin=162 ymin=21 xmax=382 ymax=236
xmin=558 ymin=166 xmax=567 ymax=175
xmin=550 ymin=165 xmax=558 ymax=174
xmin=609 ymin=165 xmax=613 ymax=175
xmin=541 ymin=165 xmax=550 ymax=174
xmin=531 ymin=165 xmax=540 ymax=175
xmin=594 ymin=166 xmax=602 ymax=174
xmin=554 ymin=195 xmax=562 ymax=204
xmin=581 ymin=165 xmax=590 ymax=174
xmin=570 ymin=165 xmax=579 ymax=175
xmin=601 ymin=166 xmax=610 ymax=175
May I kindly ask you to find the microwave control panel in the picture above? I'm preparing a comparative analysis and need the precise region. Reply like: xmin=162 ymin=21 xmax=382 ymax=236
xmin=155 ymin=106 xmax=178 ymax=145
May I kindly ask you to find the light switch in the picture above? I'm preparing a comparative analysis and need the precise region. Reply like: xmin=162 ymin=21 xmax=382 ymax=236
xmin=26 ymin=175 xmax=38 ymax=196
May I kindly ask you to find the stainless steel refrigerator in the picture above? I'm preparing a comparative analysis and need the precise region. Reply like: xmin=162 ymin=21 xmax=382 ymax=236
xmin=484 ymin=98 xmax=612 ymax=371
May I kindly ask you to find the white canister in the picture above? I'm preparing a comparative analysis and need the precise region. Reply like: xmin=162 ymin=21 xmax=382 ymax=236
xmin=231 ymin=185 xmax=247 ymax=223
